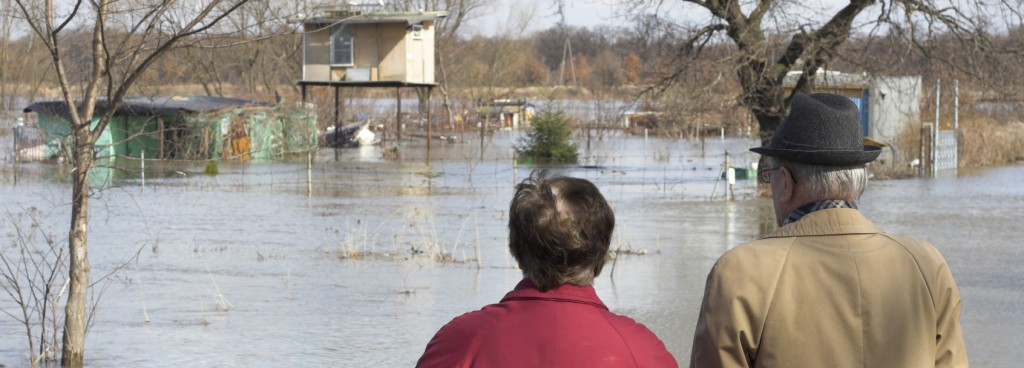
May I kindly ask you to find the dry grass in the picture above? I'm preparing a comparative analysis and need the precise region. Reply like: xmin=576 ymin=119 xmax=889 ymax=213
xmin=206 ymin=265 xmax=233 ymax=312
xmin=325 ymin=210 xmax=482 ymax=266
xmin=609 ymin=233 xmax=652 ymax=258
xmin=958 ymin=117 xmax=1024 ymax=167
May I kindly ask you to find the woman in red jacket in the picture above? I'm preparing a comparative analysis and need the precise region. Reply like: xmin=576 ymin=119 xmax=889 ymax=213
xmin=417 ymin=171 xmax=678 ymax=368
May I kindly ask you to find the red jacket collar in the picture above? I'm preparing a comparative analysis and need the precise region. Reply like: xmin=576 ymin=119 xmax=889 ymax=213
xmin=500 ymin=279 xmax=608 ymax=310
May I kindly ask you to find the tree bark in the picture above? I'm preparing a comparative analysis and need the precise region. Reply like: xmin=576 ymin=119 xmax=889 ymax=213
xmin=61 ymin=129 xmax=92 ymax=367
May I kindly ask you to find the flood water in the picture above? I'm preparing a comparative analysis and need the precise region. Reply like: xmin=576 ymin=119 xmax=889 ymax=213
xmin=0 ymin=131 xmax=1021 ymax=367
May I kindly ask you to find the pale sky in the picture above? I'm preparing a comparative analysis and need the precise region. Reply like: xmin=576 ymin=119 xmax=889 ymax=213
xmin=464 ymin=0 xmax=852 ymax=37
xmin=464 ymin=0 xmax=638 ymax=36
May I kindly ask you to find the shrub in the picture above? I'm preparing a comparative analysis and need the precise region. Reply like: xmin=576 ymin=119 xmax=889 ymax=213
xmin=515 ymin=106 xmax=578 ymax=165
xmin=203 ymin=160 xmax=219 ymax=175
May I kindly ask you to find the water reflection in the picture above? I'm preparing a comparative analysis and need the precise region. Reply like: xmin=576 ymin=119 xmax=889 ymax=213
xmin=0 ymin=134 xmax=1021 ymax=367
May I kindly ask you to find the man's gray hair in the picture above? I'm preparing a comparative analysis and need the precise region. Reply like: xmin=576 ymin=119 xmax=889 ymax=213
xmin=767 ymin=157 xmax=868 ymax=201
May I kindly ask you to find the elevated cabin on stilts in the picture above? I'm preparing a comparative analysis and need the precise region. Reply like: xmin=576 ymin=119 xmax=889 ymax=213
xmin=298 ymin=5 xmax=446 ymax=160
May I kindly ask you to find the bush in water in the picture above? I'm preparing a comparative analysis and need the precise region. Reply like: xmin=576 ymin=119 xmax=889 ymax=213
xmin=515 ymin=105 xmax=578 ymax=165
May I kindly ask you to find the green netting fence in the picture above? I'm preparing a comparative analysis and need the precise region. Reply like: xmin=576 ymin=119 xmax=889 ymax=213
xmin=181 ymin=104 xmax=319 ymax=161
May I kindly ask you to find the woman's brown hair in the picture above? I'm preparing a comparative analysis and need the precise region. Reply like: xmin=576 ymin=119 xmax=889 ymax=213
xmin=508 ymin=171 xmax=615 ymax=291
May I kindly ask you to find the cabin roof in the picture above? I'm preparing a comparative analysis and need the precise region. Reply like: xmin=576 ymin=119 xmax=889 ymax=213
xmin=783 ymin=69 xmax=869 ymax=90
xmin=24 ymin=95 xmax=273 ymax=119
xmin=303 ymin=11 xmax=446 ymax=27
xmin=297 ymin=80 xmax=437 ymax=88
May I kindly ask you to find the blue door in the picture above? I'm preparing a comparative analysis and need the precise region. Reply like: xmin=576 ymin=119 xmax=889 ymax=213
xmin=846 ymin=92 xmax=870 ymax=137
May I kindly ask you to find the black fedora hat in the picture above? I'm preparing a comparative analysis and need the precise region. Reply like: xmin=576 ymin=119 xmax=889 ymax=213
xmin=750 ymin=92 xmax=881 ymax=166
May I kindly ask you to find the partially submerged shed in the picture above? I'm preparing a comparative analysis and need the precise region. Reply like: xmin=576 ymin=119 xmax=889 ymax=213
xmin=23 ymin=95 xmax=318 ymax=161
xmin=478 ymin=99 xmax=535 ymax=130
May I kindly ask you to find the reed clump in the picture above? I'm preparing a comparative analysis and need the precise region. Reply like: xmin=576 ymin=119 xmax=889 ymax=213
xmin=325 ymin=210 xmax=483 ymax=266
xmin=958 ymin=116 xmax=1024 ymax=167
xmin=609 ymin=237 xmax=652 ymax=258
xmin=330 ymin=222 xmax=395 ymax=260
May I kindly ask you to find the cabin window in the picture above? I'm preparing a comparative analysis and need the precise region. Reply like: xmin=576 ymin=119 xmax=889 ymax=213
xmin=331 ymin=25 xmax=353 ymax=65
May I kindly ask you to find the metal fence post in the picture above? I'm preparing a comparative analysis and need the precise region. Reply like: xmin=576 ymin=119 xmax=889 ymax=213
xmin=933 ymin=80 xmax=940 ymax=178
xmin=13 ymin=123 xmax=19 ymax=165
xmin=954 ymin=79 xmax=959 ymax=169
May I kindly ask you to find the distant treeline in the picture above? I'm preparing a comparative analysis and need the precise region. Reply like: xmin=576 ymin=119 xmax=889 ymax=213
xmin=3 ymin=15 xmax=1022 ymax=131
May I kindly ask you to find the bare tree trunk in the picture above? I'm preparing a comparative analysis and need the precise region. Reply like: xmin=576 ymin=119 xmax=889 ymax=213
xmin=58 ymin=0 xmax=109 ymax=360
xmin=437 ymin=52 xmax=456 ymax=134
xmin=62 ymin=136 xmax=92 ymax=366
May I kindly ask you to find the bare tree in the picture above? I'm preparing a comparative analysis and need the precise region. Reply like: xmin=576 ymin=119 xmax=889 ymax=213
xmin=0 ymin=208 xmax=67 ymax=366
xmin=630 ymin=0 xmax=1022 ymax=144
xmin=12 ymin=0 xmax=254 ymax=365
xmin=216 ymin=0 xmax=304 ymax=95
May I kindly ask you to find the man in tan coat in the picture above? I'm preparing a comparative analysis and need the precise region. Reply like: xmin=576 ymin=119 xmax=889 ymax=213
xmin=689 ymin=93 xmax=968 ymax=368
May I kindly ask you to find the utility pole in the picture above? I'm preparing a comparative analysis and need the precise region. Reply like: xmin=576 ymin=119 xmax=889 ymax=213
xmin=559 ymin=38 xmax=577 ymax=86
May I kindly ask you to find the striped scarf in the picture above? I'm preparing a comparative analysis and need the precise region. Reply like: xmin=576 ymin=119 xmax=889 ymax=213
xmin=783 ymin=200 xmax=859 ymax=225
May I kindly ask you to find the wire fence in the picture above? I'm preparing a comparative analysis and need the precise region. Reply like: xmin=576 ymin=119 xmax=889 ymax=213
xmin=11 ymin=124 xmax=47 ymax=161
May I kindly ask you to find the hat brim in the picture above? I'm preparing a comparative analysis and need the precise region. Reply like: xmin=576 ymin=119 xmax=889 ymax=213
xmin=750 ymin=145 xmax=882 ymax=166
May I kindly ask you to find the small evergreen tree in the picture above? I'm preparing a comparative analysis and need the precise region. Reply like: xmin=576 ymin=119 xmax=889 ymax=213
xmin=515 ymin=105 xmax=578 ymax=164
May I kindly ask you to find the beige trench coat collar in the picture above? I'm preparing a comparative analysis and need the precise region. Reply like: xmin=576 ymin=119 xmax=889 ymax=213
xmin=765 ymin=208 xmax=882 ymax=239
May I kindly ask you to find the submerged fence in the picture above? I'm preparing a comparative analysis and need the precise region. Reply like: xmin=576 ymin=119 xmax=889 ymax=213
xmin=930 ymin=79 xmax=959 ymax=177
xmin=12 ymin=123 xmax=47 ymax=161
xmin=917 ymin=80 xmax=960 ymax=178
xmin=934 ymin=130 xmax=957 ymax=175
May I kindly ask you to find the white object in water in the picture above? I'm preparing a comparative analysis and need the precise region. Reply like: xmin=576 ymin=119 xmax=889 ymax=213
xmin=353 ymin=125 xmax=376 ymax=146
